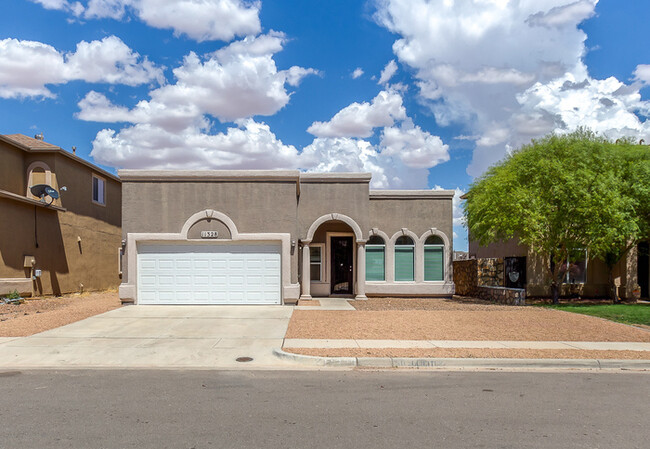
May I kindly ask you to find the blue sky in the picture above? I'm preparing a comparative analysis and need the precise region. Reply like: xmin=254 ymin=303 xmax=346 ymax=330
xmin=2 ymin=0 xmax=650 ymax=251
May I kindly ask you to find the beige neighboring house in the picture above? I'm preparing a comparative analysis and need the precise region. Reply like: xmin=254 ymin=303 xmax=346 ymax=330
xmin=119 ymin=170 xmax=454 ymax=305
xmin=468 ymin=237 xmax=643 ymax=300
xmin=0 ymin=134 xmax=122 ymax=297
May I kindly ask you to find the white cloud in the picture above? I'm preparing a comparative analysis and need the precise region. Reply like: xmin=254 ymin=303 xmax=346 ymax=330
xmin=32 ymin=0 xmax=261 ymax=42
xmin=31 ymin=0 xmax=85 ymax=15
xmin=307 ymin=89 xmax=407 ymax=138
xmin=0 ymin=36 xmax=162 ymax=99
xmin=84 ymin=0 xmax=130 ymax=19
xmin=352 ymin=67 xmax=364 ymax=79
xmin=380 ymin=120 xmax=449 ymax=169
xmin=300 ymin=89 xmax=450 ymax=187
xmin=84 ymin=82 xmax=449 ymax=189
xmin=91 ymin=119 xmax=300 ymax=170
xmin=135 ymin=0 xmax=261 ymax=42
xmin=634 ymin=64 xmax=650 ymax=84
xmin=78 ymin=33 xmax=318 ymax=124
xmin=283 ymin=66 xmax=321 ymax=87
xmin=526 ymin=0 xmax=597 ymax=28
xmin=299 ymin=137 xmax=432 ymax=189
xmin=375 ymin=0 xmax=650 ymax=176
xmin=378 ymin=60 xmax=398 ymax=85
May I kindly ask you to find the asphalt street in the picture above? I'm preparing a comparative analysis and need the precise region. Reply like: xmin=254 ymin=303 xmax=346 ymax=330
xmin=0 ymin=370 xmax=647 ymax=448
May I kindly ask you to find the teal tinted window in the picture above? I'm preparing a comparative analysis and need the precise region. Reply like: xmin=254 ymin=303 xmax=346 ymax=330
xmin=424 ymin=246 xmax=444 ymax=281
xmin=366 ymin=245 xmax=385 ymax=281
xmin=395 ymin=236 xmax=414 ymax=281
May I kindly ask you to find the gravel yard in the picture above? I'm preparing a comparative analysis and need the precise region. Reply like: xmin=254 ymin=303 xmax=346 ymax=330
xmin=0 ymin=291 xmax=121 ymax=337
xmin=286 ymin=298 xmax=650 ymax=342
xmin=286 ymin=348 xmax=650 ymax=360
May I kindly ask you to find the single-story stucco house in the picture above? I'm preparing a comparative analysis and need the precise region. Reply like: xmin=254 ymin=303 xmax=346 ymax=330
xmin=118 ymin=170 xmax=454 ymax=305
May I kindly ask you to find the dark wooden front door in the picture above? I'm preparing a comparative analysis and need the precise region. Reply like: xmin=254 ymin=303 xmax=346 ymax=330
xmin=331 ymin=236 xmax=353 ymax=294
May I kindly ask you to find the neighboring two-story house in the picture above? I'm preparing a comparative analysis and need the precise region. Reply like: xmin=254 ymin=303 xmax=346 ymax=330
xmin=0 ymin=134 xmax=122 ymax=297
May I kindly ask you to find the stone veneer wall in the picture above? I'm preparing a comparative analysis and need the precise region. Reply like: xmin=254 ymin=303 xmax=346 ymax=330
xmin=453 ymin=258 xmax=526 ymax=305
xmin=475 ymin=286 xmax=526 ymax=306
xmin=453 ymin=259 xmax=477 ymax=296
xmin=477 ymin=258 xmax=504 ymax=287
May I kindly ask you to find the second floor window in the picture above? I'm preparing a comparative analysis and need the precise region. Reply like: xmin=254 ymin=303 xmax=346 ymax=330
xmin=92 ymin=175 xmax=105 ymax=205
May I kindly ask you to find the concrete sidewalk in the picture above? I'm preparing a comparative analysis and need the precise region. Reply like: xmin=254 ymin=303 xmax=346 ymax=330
xmin=283 ymin=339 xmax=650 ymax=351
xmin=277 ymin=338 xmax=650 ymax=371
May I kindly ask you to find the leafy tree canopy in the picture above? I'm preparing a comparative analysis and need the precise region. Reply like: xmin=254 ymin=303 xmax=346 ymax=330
xmin=464 ymin=129 xmax=650 ymax=282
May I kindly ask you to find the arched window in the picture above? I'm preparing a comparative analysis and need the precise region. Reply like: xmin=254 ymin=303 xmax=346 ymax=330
xmin=26 ymin=162 xmax=53 ymax=200
xmin=395 ymin=235 xmax=415 ymax=281
xmin=366 ymin=235 xmax=385 ymax=281
xmin=424 ymin=235 xmax=444 ymax=281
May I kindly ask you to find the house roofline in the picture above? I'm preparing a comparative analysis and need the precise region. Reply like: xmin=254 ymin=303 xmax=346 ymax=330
xmin=369 ymin=190 xmax=455 ymax=199
xmin=119 ymin=170 xmax=374 ymax=183
xmin=119 ymin=169 xmax=302 ymax=182
xmin=0 ymin=134 xmax=120 ymax=183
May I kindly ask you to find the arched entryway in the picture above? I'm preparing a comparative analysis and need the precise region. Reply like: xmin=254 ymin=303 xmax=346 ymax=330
xmin=301 ymin=213 xmax=367 ymax=300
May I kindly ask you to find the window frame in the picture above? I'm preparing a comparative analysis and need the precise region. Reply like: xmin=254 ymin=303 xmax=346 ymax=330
xmin=561 ymin=250 xmax=588 ymax=285
xmin=92 ymin=174 xmax=106 ymax=206
xmin=309 ymin=243 xmax=325 ymax=283
xmin=423 ymin=242 xmax=445 ymax=282
xmin=366 ymin=237 xmax=386 ymax=282
xmin=394 ymin=236 xmax=415 ymax=282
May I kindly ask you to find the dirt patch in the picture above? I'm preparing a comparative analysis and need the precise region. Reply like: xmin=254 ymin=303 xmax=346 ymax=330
xmin=286 ymin=347 xmax=650 ymax=360
xmin=0 ymin=291 xmax=121 ymax=337
xmin=286 ymin=308 xmax=650 ymax=342
xmin=353 ymin=297 xmax=517 ymax=311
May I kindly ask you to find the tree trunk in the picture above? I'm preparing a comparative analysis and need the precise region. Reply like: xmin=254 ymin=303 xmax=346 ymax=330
xmin=608 ymin=267 xmax=619 ymax=303
xmin=551 ymin=282 xmax=559 ymax=304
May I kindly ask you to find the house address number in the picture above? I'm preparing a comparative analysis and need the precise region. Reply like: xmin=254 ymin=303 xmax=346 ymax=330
xmin=200 ymin=231 xmax=219 ymax=238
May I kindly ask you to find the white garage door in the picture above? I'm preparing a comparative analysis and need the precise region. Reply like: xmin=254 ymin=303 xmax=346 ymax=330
xmin=137 ymin=244 xmax=281 ymax=305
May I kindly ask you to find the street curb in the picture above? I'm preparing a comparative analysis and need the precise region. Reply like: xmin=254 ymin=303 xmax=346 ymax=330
xmin=273 ymin=348 xmax=650 ymax=371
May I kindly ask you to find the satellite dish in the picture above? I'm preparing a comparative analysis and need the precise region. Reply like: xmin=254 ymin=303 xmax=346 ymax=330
xmin=30 ymin=184 xmax=59 ymax=205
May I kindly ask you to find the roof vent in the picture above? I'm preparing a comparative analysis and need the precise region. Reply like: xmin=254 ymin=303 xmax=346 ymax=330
xmin=34 ymin=132 xmax=44 ymax=141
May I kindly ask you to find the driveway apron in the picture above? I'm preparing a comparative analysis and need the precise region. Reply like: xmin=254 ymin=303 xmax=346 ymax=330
xmin=0 ymin=306 xmax=295 ymax=369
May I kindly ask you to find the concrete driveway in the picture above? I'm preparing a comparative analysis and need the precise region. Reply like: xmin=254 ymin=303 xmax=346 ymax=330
xmin=0 ymin=306 xmax=295 ymax=369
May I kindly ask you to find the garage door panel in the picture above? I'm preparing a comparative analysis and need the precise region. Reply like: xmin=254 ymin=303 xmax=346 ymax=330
xmin=137 ymin=244 xmax=281 ymax=305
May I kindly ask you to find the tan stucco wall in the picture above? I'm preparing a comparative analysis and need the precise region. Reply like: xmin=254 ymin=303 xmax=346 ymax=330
xmin=1 ymin=149 xmax=122 ymax=296
xmin=0 ymin=199 xmax=121 ymax=295
xmin=469 ymin=236 xmax=528 ymax=259
xmin=369 ymin=197 xmax=453 ymax=243
xmin=121 ymin=180 xmax=300 ymax=283
xmin=187 ymin=218 xmax=232 ymax=239
xmin=0 ymin=142 xmax=25 ymax=194
xmin=297 ymin=182 xmax=369 ymax=239
xmin=52 ymin=155 xmax=121 ymax=227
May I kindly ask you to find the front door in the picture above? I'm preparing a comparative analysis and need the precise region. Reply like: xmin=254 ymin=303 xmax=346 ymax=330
xmin=331 ymin=236 xmax=353 ymax=294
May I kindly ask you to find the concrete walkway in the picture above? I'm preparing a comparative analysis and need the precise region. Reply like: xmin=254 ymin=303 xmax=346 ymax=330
xmin=295 ymin=298 xmax=355 ymax=310
xmin=0 ymin=305 xmax=296 ymax=369
xmin=283 ymin=339 xmax=650 ymax=351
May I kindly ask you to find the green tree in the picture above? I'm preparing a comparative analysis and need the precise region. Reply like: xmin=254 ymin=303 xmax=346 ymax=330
xmin=464 ymin=129 xmax=649 ymax=303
